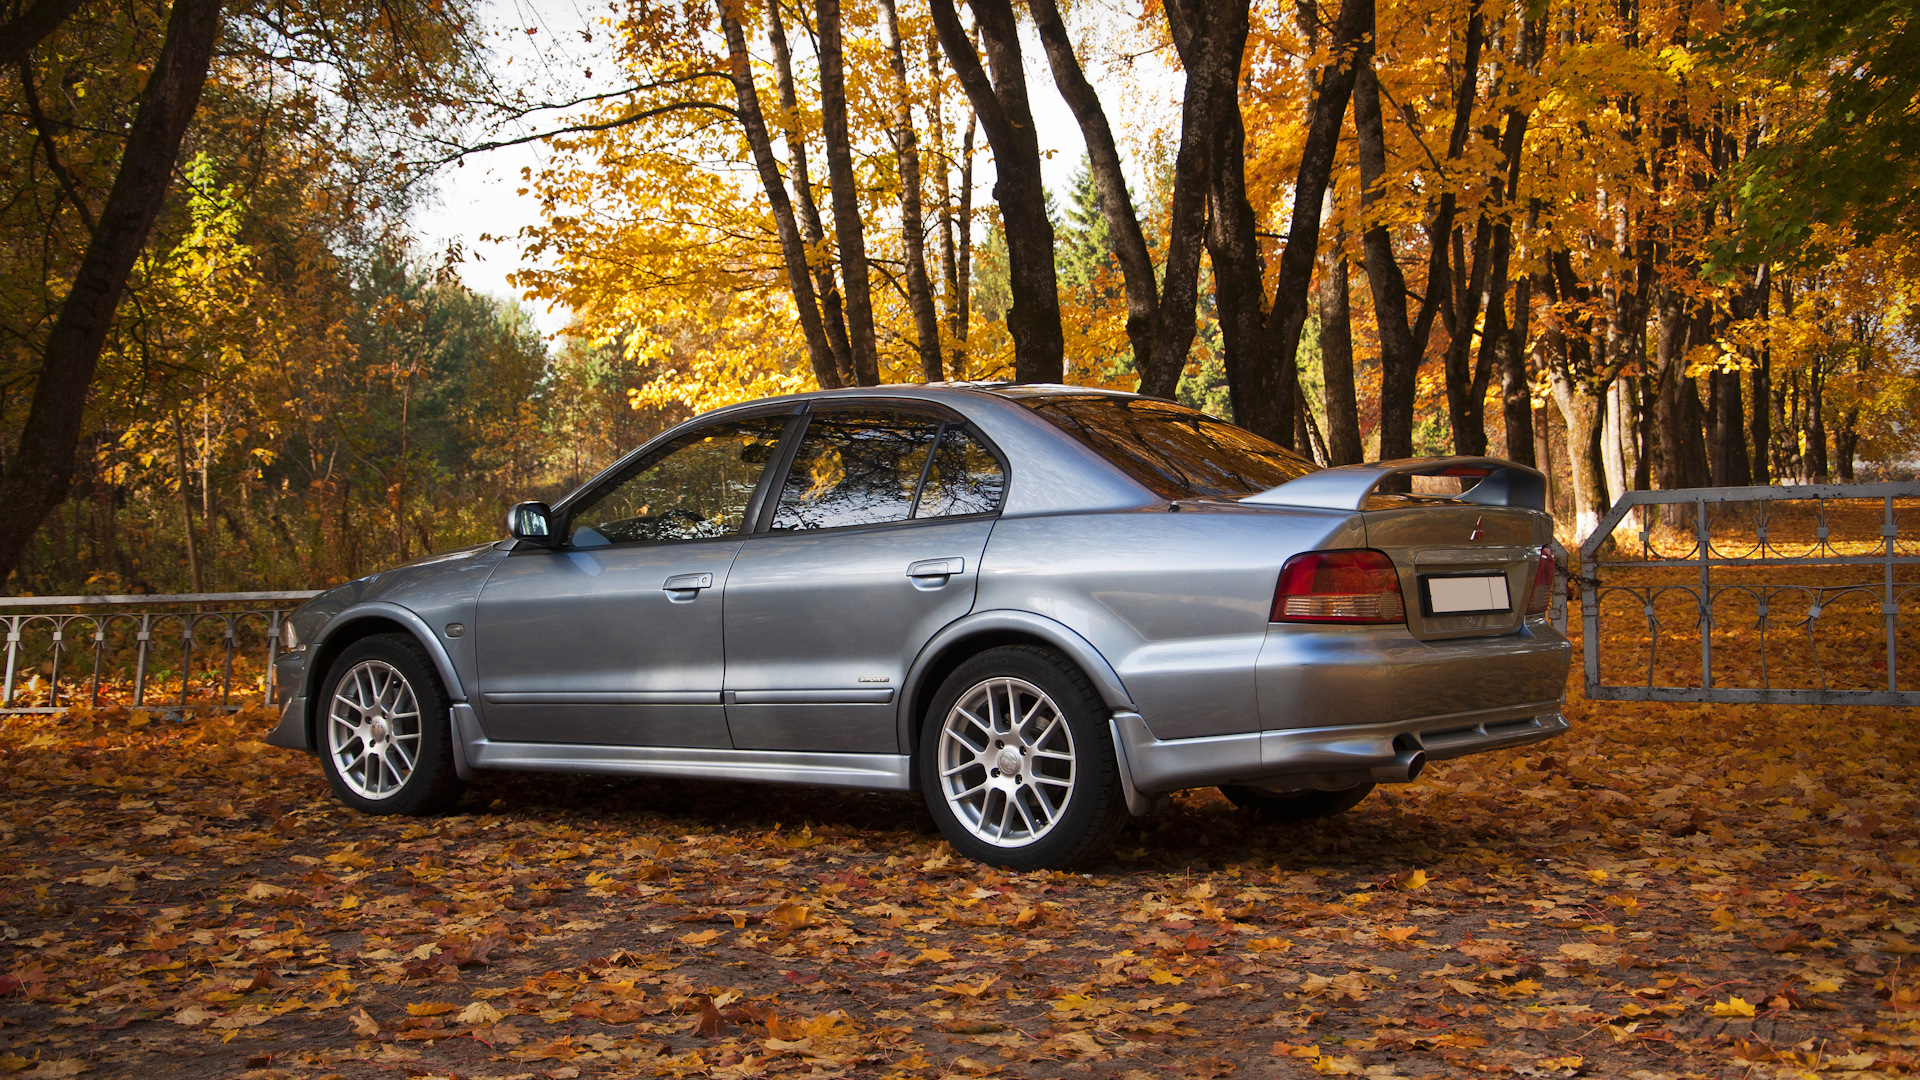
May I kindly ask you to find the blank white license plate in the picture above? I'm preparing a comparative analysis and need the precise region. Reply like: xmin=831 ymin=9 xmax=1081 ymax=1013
xmin=1424 ymin=574 xmax=1511 ymax=615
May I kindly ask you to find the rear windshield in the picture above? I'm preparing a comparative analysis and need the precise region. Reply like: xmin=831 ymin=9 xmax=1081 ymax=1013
xmin=1018 ymin=395 xmax=1319 ymax=500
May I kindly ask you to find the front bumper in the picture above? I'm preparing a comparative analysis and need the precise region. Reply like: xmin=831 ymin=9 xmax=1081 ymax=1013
xmin=1113 ymin=703 xmax=1568 ymax=796
xmin=265 ymin=648 xmax=311 ymax=752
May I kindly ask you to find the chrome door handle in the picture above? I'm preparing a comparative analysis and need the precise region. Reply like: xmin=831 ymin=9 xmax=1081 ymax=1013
xmin=662 ymin=572 xmax=714 ymax=602
xmin=906 ymin=557 xmax=965 ymax=579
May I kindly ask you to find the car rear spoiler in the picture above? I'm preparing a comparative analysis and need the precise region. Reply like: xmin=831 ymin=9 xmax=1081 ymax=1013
xmin=1240 ymin=457 xmax=1547 ymax=512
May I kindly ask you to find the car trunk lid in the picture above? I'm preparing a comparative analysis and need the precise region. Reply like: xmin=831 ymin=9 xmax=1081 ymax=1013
xmin=1362 ymin=498 xmax=1545 ymax=640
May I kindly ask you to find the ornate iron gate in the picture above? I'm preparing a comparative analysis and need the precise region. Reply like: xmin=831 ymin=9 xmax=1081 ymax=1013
xmin=1579 ymin=483 xmax=1920 ymax=706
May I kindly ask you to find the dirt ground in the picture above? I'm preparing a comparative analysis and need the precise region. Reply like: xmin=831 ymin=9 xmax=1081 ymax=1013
xmin=1 ymin=645 xmax=1916 ymax=1080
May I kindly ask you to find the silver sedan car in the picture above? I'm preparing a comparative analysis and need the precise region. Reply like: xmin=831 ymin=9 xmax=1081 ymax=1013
xmin=267 ymin=384 xmax=1570 ymax=868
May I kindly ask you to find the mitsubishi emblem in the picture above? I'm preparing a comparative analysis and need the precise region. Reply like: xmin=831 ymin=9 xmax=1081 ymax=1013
xmin=1468 ymin=515 xmax=1485 ymax=541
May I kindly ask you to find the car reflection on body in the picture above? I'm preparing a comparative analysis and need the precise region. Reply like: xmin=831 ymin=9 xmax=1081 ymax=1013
xmin=268 ymin=384 xmax=1571 ymax=869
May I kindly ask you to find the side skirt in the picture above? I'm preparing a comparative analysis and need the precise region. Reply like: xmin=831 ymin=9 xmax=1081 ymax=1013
xmin=463 ymin=734 xmax=914 ymax=792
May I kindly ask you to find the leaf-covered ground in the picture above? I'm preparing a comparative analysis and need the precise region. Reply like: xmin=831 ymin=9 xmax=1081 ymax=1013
xmin=2 ymin=652 xmax=1917 ymax=1080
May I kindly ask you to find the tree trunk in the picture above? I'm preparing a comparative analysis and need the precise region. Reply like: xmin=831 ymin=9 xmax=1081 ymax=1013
xmin=1834 ymin=406 xmax=1858 ymax=481
xmin=0 ymin=0 xmax=87 ymax=68
xmin=876 ymin=0 xmax=942 ymax=382
xmin=1600 ymin=378 xmax=1621 ymax=503
xmin=1142 ymin=0 xmax=1228 ymax=399
xmin=816 ymin=0 xmax=881 ymax=385
xmin=765 ymin=0 xmax=854 ymax=387
xmin=175 ymin=412 xmax=203 ymax=594
xmin=1748 ymin=267 xmax=1772 ymax=484
xmin=1495 ymin=270 xmax=1534 ymax=466
xmin=719 ymin=5 xmax=843 ymax=391
xmin=1710 ymin=367 xmax=1750 ymax=486
xmin=1551 ymin=377 xmax=1610 ymax=545
xmin=1317 ymin=225 xmax=1364 ymax=465
xmin=1806 ymin=352 xmax=1828 ymax=482
xmin=1354 ymin=3 xmax=1481 ymax=460
xmin=1252 ymin=0 xmax=1371 ymax=448
xmin=0 ymin=0 xmax=223 ymax=589
xmin=1202 ymin=0 xmax=1276 ymax=439
xmin=1353 ymin=62 xmax=1420 ymax=461
xmin=1029 ymin=0 xmax=1157 ymax=381
xmin=955 ymin=114 xmax=975 ymax=375
xmin=1652 ymin=288 xmax=1710 ymax=492
xmin=929 ymin=38 xmax=960 ymax=376
xmin=930 ymin=0 xmax=1064 ymax=383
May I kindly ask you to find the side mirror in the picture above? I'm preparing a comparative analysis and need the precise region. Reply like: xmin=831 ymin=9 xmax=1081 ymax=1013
xmin=507 ymin=501 xmax=558 ymax=546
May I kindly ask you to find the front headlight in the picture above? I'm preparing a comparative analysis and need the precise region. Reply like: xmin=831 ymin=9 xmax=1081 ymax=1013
xmin=281 ymin=617 xmax=302 ymax=650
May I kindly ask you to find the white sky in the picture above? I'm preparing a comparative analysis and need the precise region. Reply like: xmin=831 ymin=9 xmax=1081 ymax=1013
xmin=409 ymin=0 xmax=1179 ymax=338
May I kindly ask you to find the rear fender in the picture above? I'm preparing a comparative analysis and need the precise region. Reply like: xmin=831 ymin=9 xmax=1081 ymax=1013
xmin=898 ymin=610 xmax=1135 ymax=754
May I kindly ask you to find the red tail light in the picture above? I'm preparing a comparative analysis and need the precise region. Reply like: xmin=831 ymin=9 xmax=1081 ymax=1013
xmin=1527 ymin=545 xmax=1556 ymax=615
xmin=1272 ymin=549 xmax=1406 ymax=624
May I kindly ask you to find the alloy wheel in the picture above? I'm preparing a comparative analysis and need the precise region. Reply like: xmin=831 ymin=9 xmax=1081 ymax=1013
xmin=935 ymin=676 xmax=1076 ymax=847
xmin=326 ymin=658 xmax=423 ymax=800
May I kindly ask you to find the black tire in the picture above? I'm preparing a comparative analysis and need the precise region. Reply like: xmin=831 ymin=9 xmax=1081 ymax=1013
xmin=918 ymin=645 xmax=1128 ymax=870
xmin=1219 ymin=782 xmax=1374 ymax=821
xmin=316 ymin=634 xmax=464 ymax=816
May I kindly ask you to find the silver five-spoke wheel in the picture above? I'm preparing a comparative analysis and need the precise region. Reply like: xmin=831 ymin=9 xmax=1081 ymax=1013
xmin=936 ymin=676 xmax=1077 ymax=847
xmin=326 ymin=658 xmax=423 ymax=801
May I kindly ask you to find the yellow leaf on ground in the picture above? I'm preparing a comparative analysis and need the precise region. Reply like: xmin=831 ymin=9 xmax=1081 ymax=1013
xmin=457 ymin=1001 xmax=505 ymax=1025
xmin=678 ymin=928 xmax=723 ymax=946
xmin=1709 ymin=997 xmax=1757 ymax=1018
xmin=406 ymin=1001 xmax=459 ymax=1016
xmin=768 ymin=902 xmax=810 ymax=929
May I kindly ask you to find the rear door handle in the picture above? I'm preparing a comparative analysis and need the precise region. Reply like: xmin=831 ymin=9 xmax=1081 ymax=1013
xmin=907 ymin=557 xmax=965 ymax=579
xmin=663 ymin=572 xmax=714 ymax=602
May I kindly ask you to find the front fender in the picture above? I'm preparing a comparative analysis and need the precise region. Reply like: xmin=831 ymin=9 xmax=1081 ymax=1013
xmin=301 ymin=601 xmax=470 ymax=708
xmin=897 ymin=609 xmax=1136 ymax=752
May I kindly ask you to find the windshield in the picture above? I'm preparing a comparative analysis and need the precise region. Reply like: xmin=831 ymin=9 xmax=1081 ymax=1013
xmin=1018 ymin=395 xmax=1319 ymax=500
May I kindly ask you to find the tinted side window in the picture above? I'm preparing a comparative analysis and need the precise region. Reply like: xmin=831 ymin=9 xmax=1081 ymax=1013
xmin=1019 ymin=395 xmax=1317 ymax=499
xmin=916 ymin=426 xmax=1006 ymax=518
xmin=568 ymin=416 xmax=788 ymax=545
xmin=771 ymin=409 xmax=940 ymax=531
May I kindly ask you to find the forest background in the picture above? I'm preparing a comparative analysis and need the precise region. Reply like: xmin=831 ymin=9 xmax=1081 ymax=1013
xmin=2 ymin=0 xmax=1916 ymax=596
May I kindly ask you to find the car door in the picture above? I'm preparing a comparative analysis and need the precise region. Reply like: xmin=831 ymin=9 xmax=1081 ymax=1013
xmin=472 ymin=413 xmax=793 ymax=747
xmin=722 ymin=405 xmax=1008 ymax=753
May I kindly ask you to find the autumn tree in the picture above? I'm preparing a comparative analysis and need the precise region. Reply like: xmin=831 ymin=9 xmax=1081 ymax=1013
xmin=0 ymin=0 xmax=488 ymax=587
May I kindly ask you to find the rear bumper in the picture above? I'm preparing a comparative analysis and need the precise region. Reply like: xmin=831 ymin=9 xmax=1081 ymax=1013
xmin=1114 ymin=704 xmax=1567 ymax=795
xmin=1256 ymin=618 xmax=1571 ymax=729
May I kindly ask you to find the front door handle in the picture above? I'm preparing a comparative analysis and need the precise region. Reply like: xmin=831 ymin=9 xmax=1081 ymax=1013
xmin=907 ymin=557 xmax=965 ymax=579
xmin=662 ymin=572 xmax=715 ymax=602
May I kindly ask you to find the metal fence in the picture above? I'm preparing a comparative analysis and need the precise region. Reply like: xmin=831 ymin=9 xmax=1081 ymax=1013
xmin=0 ymin=591 xmax=319 ymax=714
xmin=1579 ymin=482 xmax=1920 ymax=706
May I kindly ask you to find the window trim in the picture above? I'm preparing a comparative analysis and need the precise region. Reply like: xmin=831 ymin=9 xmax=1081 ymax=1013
xmin=547 ymin=407 xmax=805 ymax=551
xmin=750 ymin=400 xmax=1010 ymax=536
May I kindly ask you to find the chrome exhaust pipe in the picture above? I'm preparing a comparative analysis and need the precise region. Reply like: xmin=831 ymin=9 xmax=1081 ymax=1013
xmin=1370 ymin=749 xmax=1427 ymax=784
